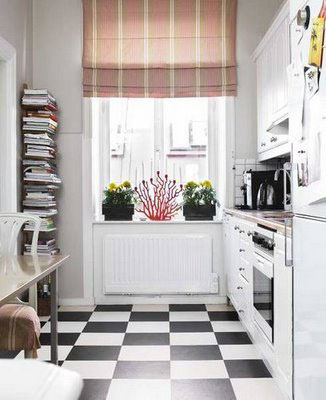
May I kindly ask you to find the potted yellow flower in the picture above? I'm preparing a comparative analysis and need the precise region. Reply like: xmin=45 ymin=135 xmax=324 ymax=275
xmin=182 ymin=180 xmax=219 ymax=221
xmin=102 ymin=180 xmax=136 ymax=221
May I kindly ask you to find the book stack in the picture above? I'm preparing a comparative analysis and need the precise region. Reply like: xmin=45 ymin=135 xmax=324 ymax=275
xmin=22 ymin=88 xmax=61 ymax=254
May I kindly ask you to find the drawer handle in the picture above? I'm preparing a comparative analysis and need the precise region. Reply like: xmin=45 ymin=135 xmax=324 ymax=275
xmin=261 ymin=142 xmax=266 ymax=147
xmin=239 ymin=267 xmax=245 ymax=271
xmin=239 ymin=229 xmax=245 ymax=234
xmin=238 ymin=309 xmax=244 ymax=313
xmin=237 ymin=286 xmax=243 ymax=290
xmin=247 ymin=231 xmax=253 ymax=237
xmin=234 ymin=225 xmax=240 ymax=231
xmin=239 ymin=249 xmax=245 ymax=253
xmin=270 ymin=136 xmax=278 ymax=143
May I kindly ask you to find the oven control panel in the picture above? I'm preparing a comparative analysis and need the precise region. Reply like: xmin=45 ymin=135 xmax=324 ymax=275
xmin=252 ymin=230 xmax=275 ymax=254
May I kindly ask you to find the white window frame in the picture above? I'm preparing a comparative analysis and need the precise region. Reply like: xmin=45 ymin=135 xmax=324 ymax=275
xmin=86 ymin=97 xmax=234 ymax=221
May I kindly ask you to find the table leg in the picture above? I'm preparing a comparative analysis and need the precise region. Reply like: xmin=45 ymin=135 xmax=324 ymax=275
xmin=50 ymin=269 xmax=58 ymax=365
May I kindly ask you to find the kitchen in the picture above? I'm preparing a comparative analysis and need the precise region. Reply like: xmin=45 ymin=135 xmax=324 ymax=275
xmin=224 ymin=0 xmax=326 ymax=399
xmin=0 ymin=0 xmax=326 ymax=399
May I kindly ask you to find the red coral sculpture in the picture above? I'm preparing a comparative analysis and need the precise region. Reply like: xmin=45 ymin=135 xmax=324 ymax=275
xmin=135 ymin=171 xmax=183 ymax=221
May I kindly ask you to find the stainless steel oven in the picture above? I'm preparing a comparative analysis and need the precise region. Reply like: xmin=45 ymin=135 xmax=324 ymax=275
xmin=252 ymin=228 xmax=275 ymax=343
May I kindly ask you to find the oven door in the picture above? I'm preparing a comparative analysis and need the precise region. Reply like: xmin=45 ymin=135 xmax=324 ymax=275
xmin=253 ymin=256 xmax=274 ymax=343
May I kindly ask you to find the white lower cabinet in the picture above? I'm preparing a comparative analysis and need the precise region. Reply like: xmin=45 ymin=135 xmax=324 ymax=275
xmin=274 ymin=233 xmax=293 ymax=399
xmin=224 ymin=215 xmax=292 ymax=399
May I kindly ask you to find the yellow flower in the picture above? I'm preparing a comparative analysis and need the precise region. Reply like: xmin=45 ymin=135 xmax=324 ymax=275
xmin=107 ymin=182 xmax=118 ymax=192
xmin=201 ymin=180 xmax=212 ymax=189
xmin=184 ymin=181 xmax=198 ymax=189
xmin=121 ymin=180 xmax=131 ymax=188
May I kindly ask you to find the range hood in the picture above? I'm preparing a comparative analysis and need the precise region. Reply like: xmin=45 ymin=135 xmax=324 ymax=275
xmin=267 ymin=114 xmax=289 ymax=135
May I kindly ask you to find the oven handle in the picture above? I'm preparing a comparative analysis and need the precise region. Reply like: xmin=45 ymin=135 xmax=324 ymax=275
xmin=284 ymin=217 xmax=293 ymax=267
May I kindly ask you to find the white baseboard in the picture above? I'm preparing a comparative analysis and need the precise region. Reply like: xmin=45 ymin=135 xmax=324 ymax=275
xmin=59 ymin=295 xmax=227 ymax=306
xmin=59 ymin=297 xmax=95 ymax=306
xmin=94 ymin=295 xmax=227 ymax=305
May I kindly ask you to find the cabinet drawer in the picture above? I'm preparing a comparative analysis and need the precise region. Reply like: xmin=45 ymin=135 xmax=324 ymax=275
xmin=239 ymin=256 xmax=251 ymax=283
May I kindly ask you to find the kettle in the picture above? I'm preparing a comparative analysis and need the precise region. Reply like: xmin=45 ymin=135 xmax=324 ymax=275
xmin=257 ymin=181 xmax=276 ymax=210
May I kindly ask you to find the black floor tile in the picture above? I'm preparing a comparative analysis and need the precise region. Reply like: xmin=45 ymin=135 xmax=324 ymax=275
xmin=57 ymin=312 xmax=92 ymax=322
xmin=171 ymin=379 xmax=236 ymax=400
xmin=113 ymin=361 xmax=170 ymax=379
xmin=123 ymin=333 xmax=169 ymax=346
xmin=129 ymin=312 xmax=169 ymax=321
xmin=40 ymin=332 xmax=80 ymax=346
xmin=225 ymin=359 xmax=272 ymax=378
xmin=80 ymin=379 xmax=111 ymax=400
xmin=0 ymin=350 xmax=20 ymax=359
xmin=169 ymin=304 xmax=206 ymax=312
xmin=83 ymin=322 xmax=128 ymax=333
xmin=208 ymin=311 xmax=239 ymax=321
xmin=170 ymin=321 xmax=213 ymax=333
xmin=95 ymin=305 xmax=132 ymax=312
xmin=215 ymin=332 xmax=252 ymax=345
xmin=171 ymin=345 xmax=222 ymax=360
xmin=66 ymin=345 xmax=121 ymax=361
xmin=40 ymin=321 xmax=47 ymax=328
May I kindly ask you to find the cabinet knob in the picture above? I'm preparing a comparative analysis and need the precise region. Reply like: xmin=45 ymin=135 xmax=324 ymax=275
xmin=234 ymin=225 xmax=240 ymax=231
xmin=239 ymin=267 xmax=245 ymax=271
xmin=239 ymin=229 xmax=245 ymax=234
xmin=237 ymin=286 xmax=243 ymax=290
xmin=247 ymin=231 xmax=253 ymax=237
xmin=270 ymin=136 xmax=278 ymax=143
xmin=239 ymin=249 xmax=245 ymax=253
xmin=238 ymin=309 xmax=244 ymax=313
xmin=261 ymin=142 xmax=266 ymax=147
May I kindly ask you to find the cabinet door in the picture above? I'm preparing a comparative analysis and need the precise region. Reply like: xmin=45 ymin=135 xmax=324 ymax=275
xmin=274 ymin=233 xmax=293 ymax=399
xmin=229 ymin=219 xmax=240 ymax=307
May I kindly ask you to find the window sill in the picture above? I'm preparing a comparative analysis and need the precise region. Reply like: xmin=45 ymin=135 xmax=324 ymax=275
xmin=93 ymin=219 xmax=222 ymax=225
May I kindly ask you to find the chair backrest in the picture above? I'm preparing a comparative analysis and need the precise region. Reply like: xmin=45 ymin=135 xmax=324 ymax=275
xmin=0 ymin=213 xmax=41 ymax=256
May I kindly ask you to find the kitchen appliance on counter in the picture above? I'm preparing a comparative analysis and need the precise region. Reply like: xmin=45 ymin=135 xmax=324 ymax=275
xmin=252 ymin=227 xmax=275 ymax=343
xmin=240 ymin=170 xmax=286 ymax=210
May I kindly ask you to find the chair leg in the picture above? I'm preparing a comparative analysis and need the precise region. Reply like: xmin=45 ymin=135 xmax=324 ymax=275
xmin=24 ymin=349 xmax=38 ymax=359
xmin=28 ymin=284 xmax=38 ymax=311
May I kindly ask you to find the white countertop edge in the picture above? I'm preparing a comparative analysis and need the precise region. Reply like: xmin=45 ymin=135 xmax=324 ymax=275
xmin=93 ymin=219 xmax=222 ymax=225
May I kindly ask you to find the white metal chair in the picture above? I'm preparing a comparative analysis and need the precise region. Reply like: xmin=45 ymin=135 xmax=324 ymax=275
xmin=0 ymin=213 xmax=42 ymax=358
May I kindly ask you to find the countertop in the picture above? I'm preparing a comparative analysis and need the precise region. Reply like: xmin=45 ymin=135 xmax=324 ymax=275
xmin=224 ymin=208 xmax=292 ymax=235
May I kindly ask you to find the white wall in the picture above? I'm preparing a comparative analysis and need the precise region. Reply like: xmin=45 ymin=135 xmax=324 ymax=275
xmin=0 ymin=0 xmax=33 ymax=208
xmin=31 ymin=0 xmax=282 ymax=302
xmin=235 ymin=0 xmax=284 ymax=159
xmin=33 ymin=0 xmax=84 ymax=298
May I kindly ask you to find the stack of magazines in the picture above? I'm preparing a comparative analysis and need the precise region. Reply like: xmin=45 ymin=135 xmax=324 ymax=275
xmin=22 ymin=89 xmax=58 ymax=111
xmin=24 ymin=238 xmax=59 ymax=255
xmin=22 ymin=88 xmax=61 ymax=254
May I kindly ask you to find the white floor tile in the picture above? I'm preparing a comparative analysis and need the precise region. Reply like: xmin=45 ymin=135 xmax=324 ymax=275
xmin=59 ymin=305 xmax=95 ymax=312
xmin=62 ymin=360 xmax=116 ymax=379
xmin=132 ymin=304 xmax=169 ymax=312
xmin=169 ymin=312 xmax=209 ymax=321
xmin=171 ymin=360 xmax=228 ymax=379
xmin=107 ymin=379 xmax=171 ymax=400
xmin=206 ymin=304 xmax=235 ymax=312
xmin=118 ymin=346 xmax=170 ymax=361
xmin=39 ymin=316 xmax=50 ymax=322
xmin=231 ymin=378 xmax=285 ymax=400
xmin=127 ymin=321 xmax=169 ymax=333
xmin=220 ymin=345 xmax=261 ymax=360
xmin=75 ymin=333 xmax=125 ymax=346
xmin=89 ymin=312 xmax=131 ymax=322
xmin=41 ymin=321 xmax=87 ymax=333
xmin=211 ymin=321 xmax=246 ymax=332
xmin=16 ymin=346 xmax=72 ymax=361
xmin=170 ymin=332 xmax=217 ymax=346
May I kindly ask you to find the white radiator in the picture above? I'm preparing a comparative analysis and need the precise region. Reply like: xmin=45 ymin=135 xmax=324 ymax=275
xmin=103 ymin=234 xmax=217 ymax=294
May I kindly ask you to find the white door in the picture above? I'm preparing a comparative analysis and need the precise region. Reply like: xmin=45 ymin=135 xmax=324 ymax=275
xmin=293 ymin=216 xmax=326 ymax=400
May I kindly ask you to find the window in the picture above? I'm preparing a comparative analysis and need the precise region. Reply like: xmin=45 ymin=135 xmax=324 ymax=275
xmin=107 ymin=98 xmax=211 ymax=187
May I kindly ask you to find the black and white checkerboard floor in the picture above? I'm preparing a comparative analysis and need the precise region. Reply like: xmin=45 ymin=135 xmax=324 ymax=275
xmin=1 ymin=304 xmax=285 ymax=400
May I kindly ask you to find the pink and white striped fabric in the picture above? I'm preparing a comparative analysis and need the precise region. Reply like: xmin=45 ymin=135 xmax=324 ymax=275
xmin=82 ymin=0 xmax=237 ymax=98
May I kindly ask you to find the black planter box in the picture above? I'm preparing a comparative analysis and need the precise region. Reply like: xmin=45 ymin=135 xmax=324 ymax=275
xmin=183 ymin=204 xmax=216 ymax=221
xmin=102 ymin=204 xmax=134 ymax=221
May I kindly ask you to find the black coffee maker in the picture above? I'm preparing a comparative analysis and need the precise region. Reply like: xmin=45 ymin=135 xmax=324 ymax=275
xmin=240 ymin=170 xmax=286 ymax=210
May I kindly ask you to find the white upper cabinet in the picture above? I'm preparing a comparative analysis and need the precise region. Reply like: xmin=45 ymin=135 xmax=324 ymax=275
xmin=253 ymin=2 xmax=290 ymax=156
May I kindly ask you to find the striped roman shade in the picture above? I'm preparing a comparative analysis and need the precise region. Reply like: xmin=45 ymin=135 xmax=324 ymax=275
xmin=82 ymin=0 xmax=237 ymax=98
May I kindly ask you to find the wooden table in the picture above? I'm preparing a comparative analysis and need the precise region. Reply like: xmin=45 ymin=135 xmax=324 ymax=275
xmin=0 ymin=255 xmax=69 ymax=365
